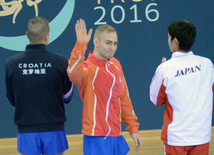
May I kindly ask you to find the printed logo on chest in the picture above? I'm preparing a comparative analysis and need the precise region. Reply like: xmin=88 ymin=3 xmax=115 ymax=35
xmin=119 ymin=76 xmax=122 ymax=83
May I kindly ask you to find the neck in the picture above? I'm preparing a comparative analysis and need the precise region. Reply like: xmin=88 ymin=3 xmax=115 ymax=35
xmin=93 ymin=48 xmax=108 ymax=61
xmin=177 ymin=49 xmax=190 ymax=53
xmin=29 ymin=40 xmax=47 ymax=45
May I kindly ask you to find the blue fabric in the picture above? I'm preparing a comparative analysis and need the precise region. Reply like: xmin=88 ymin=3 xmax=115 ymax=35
xmin=17 ymin=131 xmax=68 ymax=155
xmin=83 ymin=135 xmax=130 ymax=155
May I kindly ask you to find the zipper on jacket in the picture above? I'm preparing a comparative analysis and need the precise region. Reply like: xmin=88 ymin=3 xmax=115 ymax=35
xmin=104 ymin=62 xmax=115 ymax=138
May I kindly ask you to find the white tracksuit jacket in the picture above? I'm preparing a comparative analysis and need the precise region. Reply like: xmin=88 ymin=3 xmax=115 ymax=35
xmin=150 ymin=51 xmax=214 ymax=146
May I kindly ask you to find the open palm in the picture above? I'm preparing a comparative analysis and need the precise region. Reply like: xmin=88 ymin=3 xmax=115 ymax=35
xmin=75 ymin=19 xmax=93 ymax=44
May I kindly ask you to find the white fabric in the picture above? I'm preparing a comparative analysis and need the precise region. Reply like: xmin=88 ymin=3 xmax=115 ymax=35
xmin=150 ymin=51 xmax=214 ymax=146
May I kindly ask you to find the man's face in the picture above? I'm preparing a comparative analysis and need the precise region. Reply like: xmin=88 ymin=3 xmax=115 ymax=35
xmin=96 ymin=31 xmax=118 ymax=61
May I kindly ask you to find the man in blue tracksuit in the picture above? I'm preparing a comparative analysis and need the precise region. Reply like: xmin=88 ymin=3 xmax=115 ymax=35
xmin=5 ymin=16 xmax=73 ymax=155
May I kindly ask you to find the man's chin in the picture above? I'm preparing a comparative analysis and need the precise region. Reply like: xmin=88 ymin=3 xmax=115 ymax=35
xmin=108 ymin=54 xmax=115 ymax=58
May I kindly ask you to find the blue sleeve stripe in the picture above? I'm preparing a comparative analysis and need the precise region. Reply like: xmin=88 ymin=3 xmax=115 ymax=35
xmin=63 ymin=83 xmax=73 ymax=102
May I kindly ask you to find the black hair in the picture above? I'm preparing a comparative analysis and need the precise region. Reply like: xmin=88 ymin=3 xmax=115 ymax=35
xmin=168 ymin=20 xmax=196 ymax=52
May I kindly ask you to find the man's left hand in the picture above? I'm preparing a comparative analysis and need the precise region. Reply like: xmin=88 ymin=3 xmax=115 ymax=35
xmin=131 ymin=133 xmax=143 ymax=152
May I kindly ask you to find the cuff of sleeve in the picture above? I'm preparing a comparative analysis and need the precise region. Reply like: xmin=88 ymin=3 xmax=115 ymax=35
xmin=74 ymin=41 xmax=87 ymax=52
xmin=129 ymin=126 xmax=139 ymax=135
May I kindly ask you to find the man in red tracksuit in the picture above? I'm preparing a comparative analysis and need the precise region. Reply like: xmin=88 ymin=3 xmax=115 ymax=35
xmin=67 ymin=19 xmax=142 ymax=155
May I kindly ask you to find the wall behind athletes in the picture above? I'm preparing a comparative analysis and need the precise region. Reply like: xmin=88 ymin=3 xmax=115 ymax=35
xmin=0 ymin=0 xmax=213 ymax=138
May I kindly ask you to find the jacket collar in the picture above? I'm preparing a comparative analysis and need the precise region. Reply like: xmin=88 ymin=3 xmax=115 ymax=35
xmin=172 ymin=51 xmax=193 ymax=58
xmin=87 ymin=50 xmax=108 ymax=68
xmin=26 ymin=44 xmax=46 ymax=51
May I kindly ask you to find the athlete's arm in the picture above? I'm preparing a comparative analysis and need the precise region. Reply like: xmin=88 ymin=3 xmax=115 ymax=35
xmin=67 ymin=19 xmax=93 ymax=86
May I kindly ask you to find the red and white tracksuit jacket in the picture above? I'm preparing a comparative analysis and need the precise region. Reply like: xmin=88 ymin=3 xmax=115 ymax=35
xmin=67 ymin=41 xmax=139 ymax=137
xmin=150 ymin=51 xmax=214 ymax=146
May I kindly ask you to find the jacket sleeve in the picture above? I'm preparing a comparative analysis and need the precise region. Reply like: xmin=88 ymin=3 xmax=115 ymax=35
xmin=5 ymin=61 xmax=15 ymax=107
xmin=63 ymin=62 xmax=73 ymax=103
xmin=67 ymin=41 xmax=88 ymax=87
xmin=150 ymin=64 xmax=167 ymax=106
xmin=119 ymin=64 xmax=140 ymax=135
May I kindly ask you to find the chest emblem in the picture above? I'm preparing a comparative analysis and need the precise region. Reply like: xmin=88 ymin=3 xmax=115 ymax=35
xmin=119 ymin=76 xmax=122 ymax=83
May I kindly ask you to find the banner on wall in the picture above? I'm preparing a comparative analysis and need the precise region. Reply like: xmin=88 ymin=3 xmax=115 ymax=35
xmin=0 ymin=0 xmax=75 ymax=51
xmin=0 ymin=0 xmax=214 ymax=138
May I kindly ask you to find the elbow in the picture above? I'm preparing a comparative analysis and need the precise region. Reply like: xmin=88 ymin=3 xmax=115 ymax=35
xmin=149 ymin=93 xmax=157 ymax=105
xmin=63 ymin=87 xmax=73 ymax=104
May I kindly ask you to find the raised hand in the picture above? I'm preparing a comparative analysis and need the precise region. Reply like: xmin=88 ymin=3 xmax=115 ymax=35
xmin=75 ymin=18 xmax=93 ymax=44
xmin=162 ymin=57 xmax=166 ymax=63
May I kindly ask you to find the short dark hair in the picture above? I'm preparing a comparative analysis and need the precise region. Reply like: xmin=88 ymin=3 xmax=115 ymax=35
xmin=168 ymin=20 xmax=196 ymax=52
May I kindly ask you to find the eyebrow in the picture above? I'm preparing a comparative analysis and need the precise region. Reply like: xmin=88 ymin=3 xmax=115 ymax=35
xmin=106 ymin=40 xmax=118 ymax=43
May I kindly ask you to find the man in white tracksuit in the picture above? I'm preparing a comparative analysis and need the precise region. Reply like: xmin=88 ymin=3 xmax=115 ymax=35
xmin=150 ymin=20 xmax=214 ymax=155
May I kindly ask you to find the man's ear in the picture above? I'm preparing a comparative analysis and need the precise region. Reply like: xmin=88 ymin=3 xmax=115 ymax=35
xmin=26 ymin=31 xmax=29 ymax=39
xmin=173 ymin=37 xmax=179 ymax=45
xmin=93 ymin=38 xmax=99 ymax=46
xmin=44 ymin=33 xmax=49 ymax=45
